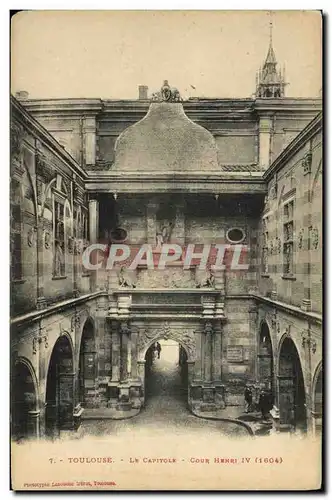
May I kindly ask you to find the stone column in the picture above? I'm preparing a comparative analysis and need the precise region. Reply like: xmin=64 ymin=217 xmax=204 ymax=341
xmin=194 ymin=330 xmax=203 ymax=381
xmin=88 ymin=199 xmax=99 ymax=292
xmin=111 ymin=321 xmax=120 ymax=382
xmin=187 ymin=361 xmax=195 ymax=386
xmin=36 ymin=223 xmax=46 ymax=309
xmin=301 ymin=149 xmax=313 ymax=312
xmin=213 ymin=322 xmax=222 ymax=382
xmin=258 ymin=116 xmax=272 ymax=170
xmin=84 ymin=117 xmax=96 ymax=167
xmin=120 ymin=323 xmax=129 ymax=382
xmin=35 ymin=148 xmax=47 ymax=309
xmin=131 ymin=329 xmax=138 ymax=379
xmin=204 ymin=323 xmax=213 ymax=383
xmin=301 ymin=328 xmax=314 ymax=434
xmin=89 ymin=199 xmax=99 ymax=243
xmin=27 ymin=410 xmax=40 ymax=439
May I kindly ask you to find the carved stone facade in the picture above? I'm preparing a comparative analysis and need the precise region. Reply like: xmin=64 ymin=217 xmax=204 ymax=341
xmin=11 ymin=87 xmax=322 ymax=439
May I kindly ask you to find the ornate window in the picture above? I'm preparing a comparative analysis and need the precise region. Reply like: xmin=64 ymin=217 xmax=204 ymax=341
xmin=283 ymin=200 xmax=295 ymax=276
xmin=81 ymin=208 xmax=90 ymax=276
xmin=10 ymin=179 xmax=23 ymax=281
xmin=53 ymin=199 xmax=66 ymax=277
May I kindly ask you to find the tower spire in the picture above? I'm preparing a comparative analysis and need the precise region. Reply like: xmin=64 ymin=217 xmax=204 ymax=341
xmin=254 ymin=13 xmax=287 ymax=99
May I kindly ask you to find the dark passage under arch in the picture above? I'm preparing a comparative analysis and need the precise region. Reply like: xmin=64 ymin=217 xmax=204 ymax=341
xmin=278 ymin=337 xmax=306 ymax=432
xmin=45 ymin=335 xmax=74 ymax=438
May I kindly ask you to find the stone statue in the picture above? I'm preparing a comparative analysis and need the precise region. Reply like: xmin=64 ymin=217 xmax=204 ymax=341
xmin=155 ymin=221 xmax=174 ymax=249
xmin=54 ymin=241 xmax=64 ymax=276
xmin=195 ymin=269 xmax=215 ymax=288
xmin=118 ymin=266 xmax=136 ymax=288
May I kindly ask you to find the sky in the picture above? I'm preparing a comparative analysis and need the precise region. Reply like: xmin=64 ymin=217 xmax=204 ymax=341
xmin=11 ymin=10 xmax=322 ymax=100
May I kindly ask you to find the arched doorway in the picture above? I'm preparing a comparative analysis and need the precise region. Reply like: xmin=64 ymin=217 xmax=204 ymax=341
xmin=12 ymin=361 xmax=37 ymax=440
xmin=313 ymin=364 xmax=322 ymax=435
xmin=78 ymin=319 xmax=96 ymax=407
xmin=144 ymin=339 xmax=188 ymax=409
xmin=278 ymin=337 xmax=306 ymax=432
xmin=45 ymin=335 xmax=74 ymax=438
xmin=258 ymin=322 xmax=274 ymax=397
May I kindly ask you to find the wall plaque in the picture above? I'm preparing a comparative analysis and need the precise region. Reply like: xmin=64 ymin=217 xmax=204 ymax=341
xmin=227 ymin=346 xmax=244 ymax=363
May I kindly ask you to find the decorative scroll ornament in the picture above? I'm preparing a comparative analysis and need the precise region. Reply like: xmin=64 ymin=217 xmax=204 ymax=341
xmin=71 ymin=311 xmax=81 ymax=333
xmin=44 ymin=231 xmax=51 ymax=249
xmin=298 ymin=229 xmax=304 ymax=250
xmin=275 ymin=236 xmax=281 ymax=254
xmin=11 ymin=124 xmax=23 ymax=162
xmin=151 ymin=80 xmax=182 ymax=102
xmin=204 ymin=321 xmax=213 ymax=335
xmin=301 ymin=329 xmax=317 ymax=354
xmin=269 ymin=184 xmax=277 ymax=200
xmin=312 ymin=228 xmax=319 ymax=250
xmin=269 ymin=240 xmax=274 ymax=256
xmin=302 ymin=152 xmax=312 ymax=175
xmin=161 ymin=322 xmax=171 ymax=339
xmin=137 ymin=324 xmax=196 ymax=360
xmin=32 ymin=327 xmax=48 ymax=354
xmin=120 ymin=321 xmax=130 ymax=335
xmin=68 ymin=236 xmax=74 ymax=254
xmin=27 ymin=227 xmax=36 ymax=247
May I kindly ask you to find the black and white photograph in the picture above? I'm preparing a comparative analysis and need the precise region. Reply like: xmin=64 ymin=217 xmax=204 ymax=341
xmin=10 ymin=9 xmax=323 ymax=491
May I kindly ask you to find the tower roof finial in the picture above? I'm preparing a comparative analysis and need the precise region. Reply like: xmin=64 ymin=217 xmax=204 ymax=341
xmin=254 ymin=12 xmax=287 ymax=98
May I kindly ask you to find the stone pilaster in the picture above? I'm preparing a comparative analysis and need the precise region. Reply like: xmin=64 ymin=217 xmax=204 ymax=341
xmin=111 ymin=321 xmax=120 ymax=382
xmin=120 ymin=322 xmax=130 ymax=382
xmin=213 ymin=322 xmax=222 ymax=382
xmin=204 ymin=322 xmax=213 ymax=383
xmin=84 ymin=116 xmax=97 ymax=166
xmin=258 ymin=116 xmax=272 ymax=170
xmin=146 ymin=200 xmax=158 ymax=244
xmin=194 ymin=330 xmax=203 ymax=381
xmin=88 ymin=199 xmax=99 ymax=291
xmin=131 ymin=328 xmax=138 ymax=378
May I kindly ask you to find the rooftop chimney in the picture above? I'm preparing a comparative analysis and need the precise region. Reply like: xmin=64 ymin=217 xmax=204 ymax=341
xmin=138 ymin=85 xmax=148 ymax=100
xmin=15 ymin=90 xmax=29 ymax=100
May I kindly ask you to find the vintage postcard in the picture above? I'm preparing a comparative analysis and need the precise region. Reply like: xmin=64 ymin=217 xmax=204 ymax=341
xmin=10 ymin=10 xmax=323 ymax=491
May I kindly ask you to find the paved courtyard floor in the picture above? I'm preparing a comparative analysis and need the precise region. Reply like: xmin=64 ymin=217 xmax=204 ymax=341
xmin=81 ymin=356 xmax=249 ymax=439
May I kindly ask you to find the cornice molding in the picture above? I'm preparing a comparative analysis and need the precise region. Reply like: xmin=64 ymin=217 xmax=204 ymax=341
xmin=263 ymin=111 xmax=322 ymax=181
xmin=11 ymin=95 xmax=87 ymax=182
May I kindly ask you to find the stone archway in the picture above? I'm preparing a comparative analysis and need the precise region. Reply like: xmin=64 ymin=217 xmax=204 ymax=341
xmin=258 ymin=321 xmax=274 ymax=398
xmin=137 ymin=324 xmax=195 ymax=407
xmin=137 ymin=324 xmax=196 ymax=363
xmin=78 ymin=318 xmax=97 ymax=407
xmin=12 ymin=359 xmax=38 ymax=440
xmin=45 ymin=335 xmax=74 ymax=438
xmin=143 ymin=337 xmax=190 ymax=409
xmin=278 ymin=336 xmax=306 ymax=432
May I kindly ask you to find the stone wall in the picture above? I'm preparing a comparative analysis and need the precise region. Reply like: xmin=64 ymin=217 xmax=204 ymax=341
xmin=11 ymin=98 xmax=90 ymax=316
xmin=258 ymin=118 xmax=322 ymax=313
